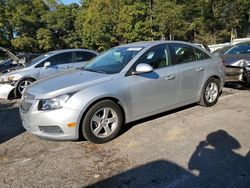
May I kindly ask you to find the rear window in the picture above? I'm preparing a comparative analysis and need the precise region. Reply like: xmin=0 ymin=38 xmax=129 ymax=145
xmin=194 ymin=48 xmax=211 ymax=60
xmin=172 ymin=44 xmax=196 ymax=64
xmin=75 ymin=51 xmax=96 ymax=62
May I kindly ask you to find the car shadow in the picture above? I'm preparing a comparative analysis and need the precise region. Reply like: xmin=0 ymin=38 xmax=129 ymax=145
xmin=119 ymin=103 xmax=197 ymax=138
xmin=0 ymin=100 xmax=25 ymax=144
xmin=224 ymin=82 xmax=250 ymax=90
xmin=87 ymin=130 xmax=250 ymax=187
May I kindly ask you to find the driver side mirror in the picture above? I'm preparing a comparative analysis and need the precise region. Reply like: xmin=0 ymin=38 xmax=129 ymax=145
xmin=133 ymin=63 xmax=153 ymax=75
xmin=44 ymin=62 xmax=51 ymax=69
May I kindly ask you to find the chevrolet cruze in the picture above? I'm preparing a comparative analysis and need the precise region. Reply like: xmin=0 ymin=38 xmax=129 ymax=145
xmin=20 ymin=41 xmax=225 ymax=143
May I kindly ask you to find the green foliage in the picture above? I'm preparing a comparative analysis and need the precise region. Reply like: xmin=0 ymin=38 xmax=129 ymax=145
xmin=36 ymin=28 xmax=54 ymax=51
xmin=153 ymin=0 xmax=186 ymax=40
xmin=0 ymin=0 xmax=250 ymax=52
xmin=11 ymin=36 xmax=36 ymax=51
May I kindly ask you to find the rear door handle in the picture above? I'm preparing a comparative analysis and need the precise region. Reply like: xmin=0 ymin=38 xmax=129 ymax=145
xmin=165 ymin=74 xmax=176 ymax=80
xmin=196 ymin=67 xmax=204 ymax=72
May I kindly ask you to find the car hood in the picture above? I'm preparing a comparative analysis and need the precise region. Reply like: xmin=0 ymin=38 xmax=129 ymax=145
xmin=26 ymin=69 xmax=113 ymax=99
xmin=0 ymin=64 xmax=26 ymax=75
xmin=3 ymin=66 xmax=30 ymax=75
xmin=222 ymin=54 xmax=250 ymax=67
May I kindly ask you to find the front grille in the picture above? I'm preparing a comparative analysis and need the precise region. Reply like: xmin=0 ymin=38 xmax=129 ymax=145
xmin=243 ymin=69 xmax=250 ymax=84
xmin=20 ymin=101 xmax=32 ymax=113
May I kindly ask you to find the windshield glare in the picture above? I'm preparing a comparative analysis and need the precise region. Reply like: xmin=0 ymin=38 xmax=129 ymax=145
xmin=84 ymin=47 xmax=143 ymax=74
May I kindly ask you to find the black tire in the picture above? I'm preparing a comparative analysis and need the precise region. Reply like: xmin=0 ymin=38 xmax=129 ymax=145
xmin=82 ymin=100 xmax=123 ymax=144
xmin=16 ymin=78 xmax=35 ymax=97
xmin=200 ymin=78 xmax=220 ymax=107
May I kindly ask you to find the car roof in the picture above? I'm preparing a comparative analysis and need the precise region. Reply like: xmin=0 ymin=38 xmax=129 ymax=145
xmin=234 ymin=41 xmax=250 ymax=46
xmin=117 ymin=40 xmax=198 ymax=48
xmin=48 ymin=49 xmax=98 ymax=55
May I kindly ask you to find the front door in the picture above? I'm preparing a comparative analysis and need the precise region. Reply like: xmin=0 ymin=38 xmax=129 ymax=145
xmin=129 ymin=44 xmax=177 ymax=118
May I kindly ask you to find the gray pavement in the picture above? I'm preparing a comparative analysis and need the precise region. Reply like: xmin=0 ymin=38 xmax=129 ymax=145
xmin=0 ymin=87 xmax=249 ymax=187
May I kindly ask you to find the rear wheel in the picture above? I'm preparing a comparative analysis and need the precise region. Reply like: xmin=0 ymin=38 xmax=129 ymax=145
xmin=82 ymin=100 xmax=123 ymax=144
xmin=16 ymin=78 xmax=34 ymax=96
xmin=200 ymin=78 xmax=220 ymax=107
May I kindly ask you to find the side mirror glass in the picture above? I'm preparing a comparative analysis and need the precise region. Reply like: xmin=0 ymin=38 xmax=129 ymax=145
xmin=44 ymin=62 xmax=51 ymax=69
xmin=134 ymin=63 xmax=153 ymax=74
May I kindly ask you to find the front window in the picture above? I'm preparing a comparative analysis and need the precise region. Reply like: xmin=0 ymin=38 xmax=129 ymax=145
xmin=84 ymin=47 xmax=143 ymax=74
xmin=135 ymin=44 xmax=172 ymax=69
xmin=27 ymin=53 xmax=53 ymax=67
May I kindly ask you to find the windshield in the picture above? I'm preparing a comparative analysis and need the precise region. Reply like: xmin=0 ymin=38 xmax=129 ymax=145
xmin=26 ymin=53 xmax=53 ymax=67
xmin=213 ymin=46 xmax=231 ymax=56
xmin=84 ymin=47 xmax=143 ymax=74
xmin=225 ymin=43 xmax=250 ymax=55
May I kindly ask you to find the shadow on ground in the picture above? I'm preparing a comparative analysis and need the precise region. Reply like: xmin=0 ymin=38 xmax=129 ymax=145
xmin=119 ymin=103 xmax=197 ymax=138
xmin=0 ymin=101 xmax=24 ymax=144
xmin=224 ymin=82 xmax=250 ymax=90
xmin=88 ymin=130 xmax=250 ymax=188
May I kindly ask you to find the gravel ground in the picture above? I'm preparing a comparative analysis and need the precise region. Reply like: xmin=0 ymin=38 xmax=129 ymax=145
xmin=0 ymin=87 xmax=249 ymax=188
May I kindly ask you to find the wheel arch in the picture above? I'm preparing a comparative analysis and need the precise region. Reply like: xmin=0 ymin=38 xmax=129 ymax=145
xmin=77 ymin=96 xmax=126 ymax=140
xmin=199 ymin=75 xmax=222 ymax=99
xmin=15 ymin=76 xmax=37 ymax=86
xmin=14 ymin=77 xmax=37 ymax=97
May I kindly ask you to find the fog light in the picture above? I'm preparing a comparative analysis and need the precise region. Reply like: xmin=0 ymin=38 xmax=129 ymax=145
xmin=39 ymin=126 xmax=63 ymax=134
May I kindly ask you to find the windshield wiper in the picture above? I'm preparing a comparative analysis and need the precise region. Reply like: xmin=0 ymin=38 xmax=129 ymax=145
xmin=83 ymin=67 xmax=107 ymax=74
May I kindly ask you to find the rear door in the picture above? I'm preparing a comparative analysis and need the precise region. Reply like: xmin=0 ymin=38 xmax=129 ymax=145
xmin=193 ymin=47 xmax=211 ymax=94
xmin=170 ymin=43 xmax=199 ymax=103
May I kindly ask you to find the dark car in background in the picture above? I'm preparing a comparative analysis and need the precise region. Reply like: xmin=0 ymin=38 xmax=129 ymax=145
xmin=217 ymin=42 xmax=250 ymax=84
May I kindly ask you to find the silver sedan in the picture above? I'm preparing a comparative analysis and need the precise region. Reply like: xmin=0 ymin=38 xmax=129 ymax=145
xmin=20 ymin=41 xmax=225 ymax=143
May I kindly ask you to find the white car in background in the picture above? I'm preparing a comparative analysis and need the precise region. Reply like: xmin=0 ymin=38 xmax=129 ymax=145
xmin=0 ymin=49 xmax=98 ymax=99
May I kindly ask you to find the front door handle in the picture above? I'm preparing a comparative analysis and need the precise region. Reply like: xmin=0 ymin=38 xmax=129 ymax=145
xmin=196 ymin=67 xmax=204 ymax=72
xmin=165 ymin=74 xmax=176 ymax=80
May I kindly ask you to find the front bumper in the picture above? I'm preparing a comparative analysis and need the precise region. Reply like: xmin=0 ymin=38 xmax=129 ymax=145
xmin=19 ymin=98 xmax=82 ymax=140
xmin=225 ymin=66 xmax=250 ymax=83
xmin=0 ymin=84 xmax=15 ymax=99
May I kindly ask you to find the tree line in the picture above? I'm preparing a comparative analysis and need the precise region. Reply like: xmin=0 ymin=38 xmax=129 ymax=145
xmin=0 ymin=0 xmax=250 ymax=52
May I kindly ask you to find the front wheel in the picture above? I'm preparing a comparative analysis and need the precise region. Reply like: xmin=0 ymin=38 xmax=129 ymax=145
xmin=200 ymin=78 xmax=220 ymax=107
xmin=16 ymin=78 xmax=34 ymax=96
xmin=82 ymin=100 xmax=123 ymax=144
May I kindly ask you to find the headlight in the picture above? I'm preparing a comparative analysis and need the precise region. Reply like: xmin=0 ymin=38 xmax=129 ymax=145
xmin=9 ymin=74 xmax=22 ymax=81
xmin=38 ymin=94 xmax=70 ymax=111
xmin=1 ymin=74 xmax=22 ymax=82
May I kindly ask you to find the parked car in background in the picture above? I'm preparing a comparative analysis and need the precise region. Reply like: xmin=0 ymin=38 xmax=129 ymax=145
xmin=0 ymin=58 xmax=21 ymax=73
xmin=216 ymin=42 xmax=250 ymax=84
xmin=0 ymin=49 xmax=98 ymax=99
xmin=212 ymin=45 xmax=232 ymax=57
xmin=0 ymin=47 xmax=26 ymax=74
xmin=20 ymin=41 xmax=225 ymax=143
xmin=0 ymin=48 xmax=42 ymax=75
xmin=194 ymin=43 xmax=211 ymax=52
